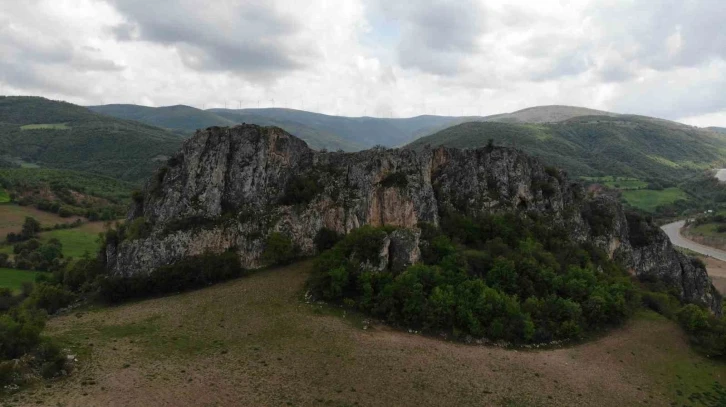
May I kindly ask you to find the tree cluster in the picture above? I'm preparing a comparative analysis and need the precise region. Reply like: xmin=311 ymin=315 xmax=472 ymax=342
xmin=308 ymin=213 xmax=639 ymax=344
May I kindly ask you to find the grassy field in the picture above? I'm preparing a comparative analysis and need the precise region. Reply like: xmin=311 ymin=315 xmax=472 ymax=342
xmin=0 ymin=268 xmax=44 ymax=292
xmin=0 ymin=204 xmax=84 ymax=237
xmin=20 ymin=123 xmax=70 ymax=131
xmin=690 ymin=223 xmax=724 ymax=238
xmin=11 ymin=261 xmax=724 ymax=407
xmin=622 ymin=187 xmax=689 ymax=212
xmin=38 ymin=222 xmax=105 ymax=258
xmin=581 ymin=176 xmax=648 ymax=190
xmin=0 ymin=188 xmax=9 ymax=203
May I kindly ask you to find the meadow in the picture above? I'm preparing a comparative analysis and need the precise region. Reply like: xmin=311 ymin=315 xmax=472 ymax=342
xmin=0 ymin=268 xmax=45 ymax=292
xmin=19 ymin=123 xmax=70 ymax=130
xmin=38 ymin=222 xmax=105 ymax=258
xmin=622 ymin=187 xmax=689 ymax=212
xmin=9 ymin=261 xmax=724 ymax=407
xmin=0 ymin=204 xmax=83 ymax=237
xmin=581 ymin=176 xmax=648 ymax=190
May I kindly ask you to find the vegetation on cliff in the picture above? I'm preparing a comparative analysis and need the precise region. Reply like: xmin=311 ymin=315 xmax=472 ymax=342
xmin=308 ymin=213 xmax=639 ymax=344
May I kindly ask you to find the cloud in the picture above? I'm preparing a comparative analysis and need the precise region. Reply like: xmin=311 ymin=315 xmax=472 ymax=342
xmin=107 ymin=0 xmax=314 ymax=78
xmin=1 ymin=0 xmax=726 ymax=127
xmin=587 ymin=0 xmax=726 ymax=71
xmin=369 ymin=0 xmax=485 ymax=75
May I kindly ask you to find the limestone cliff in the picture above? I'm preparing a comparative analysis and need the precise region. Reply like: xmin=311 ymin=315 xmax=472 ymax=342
xmin=106 ymin=124 xmax=721 ymax=313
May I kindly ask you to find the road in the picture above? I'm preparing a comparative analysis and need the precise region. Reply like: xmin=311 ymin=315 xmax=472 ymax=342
xmin=661 ymin=220 xmax=726 ymax=262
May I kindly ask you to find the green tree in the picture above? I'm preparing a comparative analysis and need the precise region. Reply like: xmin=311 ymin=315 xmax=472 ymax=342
xmin=21 ymin=217 xmax=41 ymax=239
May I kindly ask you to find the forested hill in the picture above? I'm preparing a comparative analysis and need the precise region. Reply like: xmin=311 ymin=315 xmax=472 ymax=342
xmin=90 ymin=103 xmax=464 ymax=151
xmin=0 ymin=96 xmax=182 ymax=183
xmin=89 ymin=104 xmax=626 ymax=152
xmin=407 ymin=115 xmax=726 ymax=183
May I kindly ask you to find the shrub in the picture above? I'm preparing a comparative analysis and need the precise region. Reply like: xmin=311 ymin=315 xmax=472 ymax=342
xmin=99 ymin=251 xmax=245 ymax=303
xmin=21 ymin=217 xmax=41 ymax=239
xmin=313 ymin=228 xmax=343 ymax=252
xmin=380 ymin=172 xmax=408 ymax=189
xmin=280 ymin=174 xmax=322 ymax=205
xmin=126 ymin=217 xmax=152 ymax=240
xmin=261 ymin=232 xmax=297 ymax=266
xmin=24 ymin=284 xmax=75 ymax=314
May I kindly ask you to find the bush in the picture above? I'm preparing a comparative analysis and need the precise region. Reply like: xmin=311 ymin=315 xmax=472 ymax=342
xmin=99 ymin=251 xmax=245 ymax=303
xmin=21 ymin=217 xmax=41 ymax=239
xmin=261 ymin=232 xmax=297 ymax=266
xmin=314 ymin=228 xmax=343 ymax=252
xmin=280 ymin=174 xmax=322 ymax=205
xmin=126 ymin=217 xmax=152 ymax=240
xmin=380 ymin=172 xmax=408 ymax=189
xmin=24 ymin=284 xmax=75 ymax=314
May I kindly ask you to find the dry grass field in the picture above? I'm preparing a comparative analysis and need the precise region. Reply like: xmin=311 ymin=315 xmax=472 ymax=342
xmin=6 ymin=261 xmax=725 ymax=407
xmin=0 ymin=204 xmax=83 ymax=237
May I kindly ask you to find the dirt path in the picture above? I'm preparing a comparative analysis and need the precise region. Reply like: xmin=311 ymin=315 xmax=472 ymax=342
xmin=9 ymin=262 xmax=725 ymax=407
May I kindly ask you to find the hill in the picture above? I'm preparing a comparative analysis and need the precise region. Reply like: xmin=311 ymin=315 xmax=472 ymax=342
xmin=408 ymin=115 xmax=726 ymax=184
xmin=708 ymin=126 xmax=726 ymax=134
xmin=0 ymin=96 xmax=183 ymax=183
xmin=0 ymin=167 xmax=133 ymax=220
xmin=484 ymin=105 xmax=619 ymax=124
xmin=89 ymin=104 xmax=367 ymax=151
xmin=90 ymin=103 xmax=465 ymax=150
xmin=88 ymin=104 xmax=235 ymax=137
xmin=87 ymin=104 xmax=630 ymax=152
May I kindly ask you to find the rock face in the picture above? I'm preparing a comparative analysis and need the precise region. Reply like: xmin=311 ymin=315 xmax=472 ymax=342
xmin=107 ymin=124 xmax=722 ymax=313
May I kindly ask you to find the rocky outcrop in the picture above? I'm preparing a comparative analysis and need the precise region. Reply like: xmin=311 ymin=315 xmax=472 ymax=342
xmin=107 ymin=124 xmax=721 ymax=313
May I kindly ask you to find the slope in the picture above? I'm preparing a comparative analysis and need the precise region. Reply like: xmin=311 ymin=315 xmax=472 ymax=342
xmin=24 ymin=261 xmax=726 ymax=407
xmin=88 ymin=104 xmax=236 ymax=136
xmin=89 ymin=104 xmax=367 ymax=151
xmin=211 ymin=108 xmax=462 ymax=148
xmin=89 ymin=103 xmax=462 ymax=150
xmin=486 ymin=105 xmax=618 ymax=123
xmin=0 ymin=96 xmax=183 ymax=183
xmin=408 ymin=115 xmax=726 ymax=184
xmin=0 ymin=167 xmax=133 ymax=219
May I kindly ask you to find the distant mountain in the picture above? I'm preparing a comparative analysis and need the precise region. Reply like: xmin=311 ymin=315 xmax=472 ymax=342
xmin=88 ymin=104 xmax=234 ymax=136
xmin=484 ymin=105 xmax=618 ymax=124
xmin=408 ymin=115 xmax=726 ymax=183
xmin=0 ymin=96 xmax=182 ymax=183
xmin=88 ymin=103 xmax=628 ymax=152
xmin=90 ymin=104 xmax=464 ymax=150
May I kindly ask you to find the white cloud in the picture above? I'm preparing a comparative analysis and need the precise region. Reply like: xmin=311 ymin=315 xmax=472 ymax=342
xmin=0 ymin=0 xmax=725 ymax=126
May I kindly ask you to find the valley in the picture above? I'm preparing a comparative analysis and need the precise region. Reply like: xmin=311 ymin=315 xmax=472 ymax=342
xmin=5 ymin=3 xmax=726 ymax=405
xmin=2 ymin=99 xmax=726 ymax=406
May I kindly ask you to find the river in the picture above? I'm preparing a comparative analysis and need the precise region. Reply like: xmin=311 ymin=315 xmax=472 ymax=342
xmin=661 ymin=220 xmax=726 ymax=261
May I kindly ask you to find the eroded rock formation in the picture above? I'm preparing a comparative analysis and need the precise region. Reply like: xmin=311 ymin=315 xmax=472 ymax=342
xmin=106 ymin=124 xmax=721 ymax=313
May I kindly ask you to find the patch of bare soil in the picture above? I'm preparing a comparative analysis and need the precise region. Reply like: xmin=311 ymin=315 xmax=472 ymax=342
xmin=702 ymin=256 xmax=726 ymax=295
xmin=9 ymin=262 xmax=725 ymax=407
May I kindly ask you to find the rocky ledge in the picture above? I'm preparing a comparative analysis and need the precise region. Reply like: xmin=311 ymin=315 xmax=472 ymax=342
xmin=105 ymin=124 xmax=721 ymax=313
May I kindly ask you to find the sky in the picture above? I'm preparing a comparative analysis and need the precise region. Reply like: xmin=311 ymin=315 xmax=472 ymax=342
xmin=1 ymin=0 xmax=726 ymax=126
